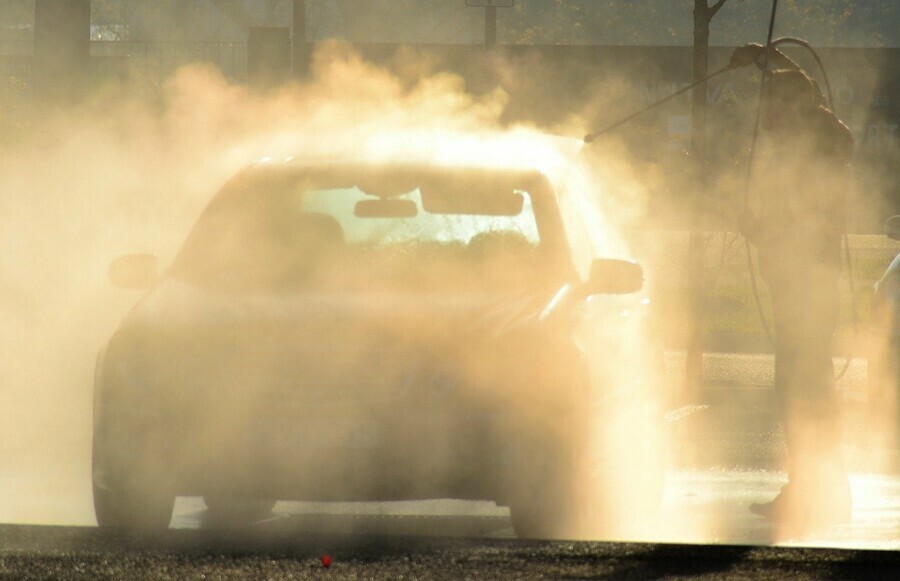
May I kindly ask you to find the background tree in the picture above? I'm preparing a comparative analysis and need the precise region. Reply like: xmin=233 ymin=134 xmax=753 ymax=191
xmin=683 ymin=0 xmax=731 ymax=403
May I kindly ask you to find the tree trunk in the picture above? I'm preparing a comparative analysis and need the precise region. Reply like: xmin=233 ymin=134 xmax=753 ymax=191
xmin=684 ymin=1 xmax=714 ymax=404
xmin=33 ymin=0 xmax=91 ymax=107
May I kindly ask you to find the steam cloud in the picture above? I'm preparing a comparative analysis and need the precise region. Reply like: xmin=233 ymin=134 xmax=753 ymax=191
xmin=0 ymin=41 xmax=660 ymax=536
xmin=1 ymin=37 xmax=893 ymax=545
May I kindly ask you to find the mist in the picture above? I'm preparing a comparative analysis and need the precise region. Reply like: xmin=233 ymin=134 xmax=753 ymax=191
xmin=0 ymin=38 xmax=661 ymax=537
xmin=1 ymin=3 xmax=898 ymax=547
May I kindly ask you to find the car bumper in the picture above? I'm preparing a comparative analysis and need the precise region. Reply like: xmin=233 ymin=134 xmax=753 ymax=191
xmin=94 ymin=401 xmax=550 ymax=504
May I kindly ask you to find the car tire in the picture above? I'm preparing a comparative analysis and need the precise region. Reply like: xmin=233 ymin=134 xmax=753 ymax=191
xmin=93 ymin=478 xmax=176 ymax=530
xmin=202 ymin=495 xmax=276 ymax=526
xmin=594 ymin=430 xmax=664 ymax=539
xmin=507 ymin=425 xmax=591 ymax=540
xmin=509 ymin=445 xmax=662 ymax=541
xmin=92 ymin=422 xmax=176 ymax=530
xmin=508 ymin=471 xmax=584 ymax=540
xmin=508 ymin=407 xmax=664 ymax=540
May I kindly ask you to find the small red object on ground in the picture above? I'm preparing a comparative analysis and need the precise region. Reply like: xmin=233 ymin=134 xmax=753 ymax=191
xmin=321 ymin=554 xmax=333 ymax=569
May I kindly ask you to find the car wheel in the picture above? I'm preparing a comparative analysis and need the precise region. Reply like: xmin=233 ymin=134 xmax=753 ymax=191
xmin=508 ymin=409 xmax=664 ymax=540
xmin=507 ymin=427 xmax=591 ymax=540
xmin=92 ymin=424 xmax=176 ymax=530
xmin=202 ymin=495 xmax=276 ymax=526
xmin=593 ymin=429 xmax=664 ymax=539
xmin=509 ymin=445 xmax=662 ymax=540
xmin=93 ymin=478 xmax=176 ymax=530
xmin=508 ymin=471 xmax=583 ymax=540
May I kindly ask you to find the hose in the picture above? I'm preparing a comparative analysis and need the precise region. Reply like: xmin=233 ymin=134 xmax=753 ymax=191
xmin=771 ymin=37 xmax=833 ymax=106
xmin=742 ymin=1 xmax=781 ymax=347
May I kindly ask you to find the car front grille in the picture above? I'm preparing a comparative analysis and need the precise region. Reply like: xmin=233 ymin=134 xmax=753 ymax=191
xmin=205 ymin=340 xmax=425 ymax=409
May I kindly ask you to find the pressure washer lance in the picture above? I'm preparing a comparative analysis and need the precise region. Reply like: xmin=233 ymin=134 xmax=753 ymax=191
xmin=584 ymin=0 xmax=779 ymax=145
xmin=583 ymin=64 xmax=735 ymax=144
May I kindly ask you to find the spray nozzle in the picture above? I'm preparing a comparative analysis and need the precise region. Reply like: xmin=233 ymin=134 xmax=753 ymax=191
xmin=728 ymin=43 xmax=770 ymax=70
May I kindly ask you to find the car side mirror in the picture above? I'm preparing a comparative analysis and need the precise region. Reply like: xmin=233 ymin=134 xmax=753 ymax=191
xmin=584 ymin=258 xmax=643 ymax=296
xmin=109 ymin=254 xmax=158 ymax=289
xmin=885 ymin=216 xmax=900 ymax=241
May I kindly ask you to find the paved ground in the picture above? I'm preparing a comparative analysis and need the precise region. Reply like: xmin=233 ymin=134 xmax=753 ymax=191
xmin=2 ymin=524 xmax=900 ymax=579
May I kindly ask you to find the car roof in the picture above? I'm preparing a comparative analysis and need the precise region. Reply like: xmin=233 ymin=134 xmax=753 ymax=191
xmin=239 ymin=159 xmax=553 ymax=199
xmin=244 ymin=160 xmax=555 ymax=197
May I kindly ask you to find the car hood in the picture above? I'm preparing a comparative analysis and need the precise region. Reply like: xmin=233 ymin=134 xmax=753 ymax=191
xmin=107 ymin=279 xmax=567 ymax=409
xmin=125 ymin=279 xmax=555 ymax=340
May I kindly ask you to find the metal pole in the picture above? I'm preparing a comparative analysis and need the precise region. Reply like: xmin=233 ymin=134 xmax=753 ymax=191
xmin=292 ymin=0 xmax=309 ymax=77
xmin=766 ymin=0 xmax=780 ymax=46
xmin=485 ymin=6 xmax=497 ymax=46
xmin=683 ymin=0 xmax=714 ymax=406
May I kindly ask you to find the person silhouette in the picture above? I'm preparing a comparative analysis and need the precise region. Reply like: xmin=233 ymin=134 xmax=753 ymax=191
xmin=732 ymin=44 xmax=854 ymax=537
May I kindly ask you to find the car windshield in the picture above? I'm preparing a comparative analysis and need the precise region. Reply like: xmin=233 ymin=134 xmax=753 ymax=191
xmin=169 ymin=165 xmax=571 ymax=293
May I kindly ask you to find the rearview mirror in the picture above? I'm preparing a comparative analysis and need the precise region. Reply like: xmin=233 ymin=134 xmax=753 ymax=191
xmin=886 ymin=216 xmax=900 ymax=241
xmin=109 ymin=254 xmax=158 ymax=289
xmin=584 ymin=259 xmax=643 ymax=296
xmin=422 ymin=189 xmax=524 ymax=216
xmin=354 ymin=198 xmax=418 ymax=218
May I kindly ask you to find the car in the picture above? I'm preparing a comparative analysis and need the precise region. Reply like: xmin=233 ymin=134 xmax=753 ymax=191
xmin=92 ymin=159 xmax=662 ymax=538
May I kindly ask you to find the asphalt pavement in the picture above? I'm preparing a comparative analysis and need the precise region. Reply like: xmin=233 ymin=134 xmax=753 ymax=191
xmin=2 ymin=524 xmax=900 ymax=579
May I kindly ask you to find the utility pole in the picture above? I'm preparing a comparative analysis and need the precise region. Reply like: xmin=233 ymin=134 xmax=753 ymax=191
xmin=465 ymin=1 xmax=513 ymax=47
xmin=292 ymin=0 xmax=309 ymax=78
